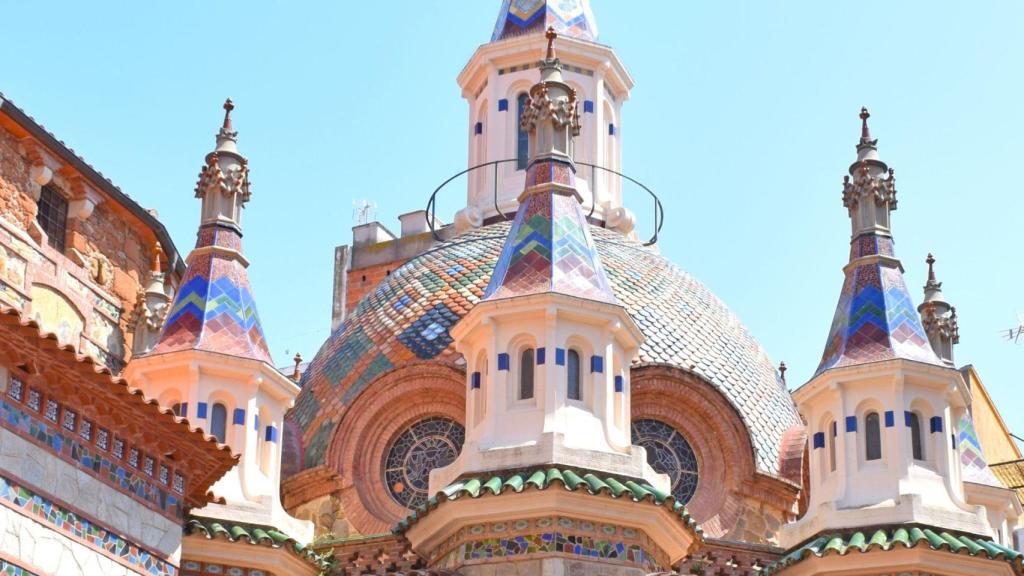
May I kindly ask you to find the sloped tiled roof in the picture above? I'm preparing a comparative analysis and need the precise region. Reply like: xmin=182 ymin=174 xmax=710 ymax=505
xmin=764 ymin=526 xmax=1024 ymax=575
xmin=150 ymin=224 xmax=272 ymax=363
xmin=492 ymin=0 xmax=598 ymax=42
xmin=185 ymin=516 xmax=332 ymax=571
xmin=294 ymin=222 xmax=801 ymax=477
xmin=393 ymin=467 xmax=701 ymax=540
xmin=485 ymin=180 xmax=616 ymax=304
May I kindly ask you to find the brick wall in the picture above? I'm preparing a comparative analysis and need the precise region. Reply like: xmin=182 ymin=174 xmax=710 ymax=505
xmin=346 ymin=260 xmax=406 ymax=315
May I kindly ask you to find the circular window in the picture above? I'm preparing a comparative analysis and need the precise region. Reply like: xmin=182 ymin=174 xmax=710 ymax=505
xmin=384 ymin=417 xmax=465 ymax=509
xmin=631 ymin=418 xmax=699 ymax=504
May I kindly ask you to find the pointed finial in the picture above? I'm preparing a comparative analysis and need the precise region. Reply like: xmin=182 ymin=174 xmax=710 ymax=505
xmin=860 ymin=106 xmax=871 ymax=140
xmin=292 ymin=352 xmax=303 ymax=381
xmin=779 ymin=361 xmax=787 ymax=384
xmin=152 ymin=242 xmax=164 ymax=273
xmin=545 ymin=26 xmax=558 ymax=60
xmin=222 ymin=98 xmax=235 ymax=131
xmin=926 ymin=253 xmax=936 ymax=282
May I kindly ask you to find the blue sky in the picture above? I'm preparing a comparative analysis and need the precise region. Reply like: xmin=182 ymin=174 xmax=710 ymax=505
xmin=3 ymin=1 xmax=1023 ymax=443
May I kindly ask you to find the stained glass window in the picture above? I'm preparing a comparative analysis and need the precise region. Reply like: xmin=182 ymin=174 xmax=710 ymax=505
xmin=384 ymin=417 xmax=465 ymax=509
xmin=631 ymin=419 xmax=699 ymax=504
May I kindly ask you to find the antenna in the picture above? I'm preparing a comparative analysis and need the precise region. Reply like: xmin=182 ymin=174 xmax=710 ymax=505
xmin=352 ymin=200 xmax=377 ymax=225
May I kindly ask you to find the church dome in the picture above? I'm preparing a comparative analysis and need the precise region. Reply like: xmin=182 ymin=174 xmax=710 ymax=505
xmin=292 ymin=222 xmax=802 ymax=477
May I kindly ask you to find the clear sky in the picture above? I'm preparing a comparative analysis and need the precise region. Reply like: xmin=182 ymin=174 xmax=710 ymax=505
xmin=3 ymin=2 xmax=1023 ymax=444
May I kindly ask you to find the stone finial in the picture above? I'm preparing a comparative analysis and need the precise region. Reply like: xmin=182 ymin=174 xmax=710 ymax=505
xmin=545 ymin=26 xmax=558 ymax=60
xmin=152 ymin=242 xmax=164 ymax=274
xmin=778 ymin=361 xmax=787 ymax=385
xmin=222 ymin=98 xmax=235 ymax=130
xmin=860 ymin=106 xmax=871 ymax=140
xmin=926 ymin=252 xmax=936 ymax=282
xmin=918 ymin=253 xmax=959 ymax=365
xmin=292 ymin=352 xmax=303 ymax=381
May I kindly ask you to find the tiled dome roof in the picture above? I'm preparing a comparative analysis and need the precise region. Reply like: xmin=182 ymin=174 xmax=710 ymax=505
xmin=492 ymin=0 xmax=598 ymax=42
xmin=292 ymin=222 xmax=801 ymax=477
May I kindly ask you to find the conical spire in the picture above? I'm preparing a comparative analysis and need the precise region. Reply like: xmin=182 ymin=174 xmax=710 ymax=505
xmin=150 ymin=100 xmax=271 ymax=363
xmin=816 ymin=109 xmax=940 ymax=375
xmin=918 ymin=253 xmax=959 ymax=366
xmin=484 ymin=30 xmax=614 ymax=304
xmin=492 ymin=0 xmax=598 ymax=42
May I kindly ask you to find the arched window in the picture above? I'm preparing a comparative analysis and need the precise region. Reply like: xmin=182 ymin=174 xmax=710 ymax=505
xmin=828 ymin=420 xmax=837 ymax=472
xmin=910 ymin=412 xmax=925 ymax=461
xmin=865 ymin=412 xmax=882 ymax=461
xmin=384 ymin=417 xmax=465 ymax=509
xmin=210 ymin=403 xmax=227 ymax=443
xmin=171 ymin=403 xmax=182 ymax=417
xmin=516 ymin=93 xmax=530 ymax=170
xmin=567 ymin=349 xmax=581 ymax=401
xmin=631 ymin=419 xmax=699 ymax=504
xmin=519 ymin=348 xmax=535 ymax=400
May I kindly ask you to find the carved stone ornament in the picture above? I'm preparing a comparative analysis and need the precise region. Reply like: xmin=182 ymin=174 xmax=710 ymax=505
xmin=89 ymin=252 xmax=114 ymax=290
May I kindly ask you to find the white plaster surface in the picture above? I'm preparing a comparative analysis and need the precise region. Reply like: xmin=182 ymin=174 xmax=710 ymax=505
xmin=0 ymin=426 xmax=182 ymax=562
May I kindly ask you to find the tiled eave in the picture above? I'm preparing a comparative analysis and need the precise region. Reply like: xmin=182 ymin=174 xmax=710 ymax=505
xmin=0 ymin=304 xmax=237 ymax=509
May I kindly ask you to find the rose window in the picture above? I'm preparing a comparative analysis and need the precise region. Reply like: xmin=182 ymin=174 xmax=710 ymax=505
xmin=631 ymin=418 xmax=699 ymax=504
xmin=384 ymin=417 xmax=465 ymax=509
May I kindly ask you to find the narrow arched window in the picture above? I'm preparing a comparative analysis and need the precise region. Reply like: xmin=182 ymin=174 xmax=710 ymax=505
xmin=516 ymin=93 xmax=530 ymax=170
xmin=865 ymin=412 xmax=882 ymax=461
xmin=567 ymin=349 xmax=581 ymax=401
xmin=171 ymin=403 xmax=182 ymax=417
xmin=828 ymin=420 xmax=837 ymax=472
xmin=519 ymin=348 xmax=535 ymax=400
xmin=211 ymin=403 xmax=227 ymax=443
xmin=910 ymin=412 xmax=925 ymax=461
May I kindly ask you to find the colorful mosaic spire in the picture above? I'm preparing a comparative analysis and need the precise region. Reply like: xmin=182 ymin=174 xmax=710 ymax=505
xmin=484 ymin=30 xmax=615 ymax=304
xmin=815 ymin=109 xmax=941 ymax=375
xmin=492 ymin=0 xmax=598 ymax=42
xmin=150 ymin=100 xmax=272 ymax=364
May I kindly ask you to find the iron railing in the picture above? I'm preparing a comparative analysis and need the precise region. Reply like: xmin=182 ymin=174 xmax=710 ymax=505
xmin=425 ymin=159 xmax=664 ymax=246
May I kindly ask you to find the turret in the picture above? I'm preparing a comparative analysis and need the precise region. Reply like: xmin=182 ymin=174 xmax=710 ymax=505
xmin=124 ymin=100 xmax=312 ymax=546
xmin=455 ymin=0 xmax=636 ymax=234
xmin=918 ymin=253 xmax=960 ymax=366
xmin=780 ymin=108 xmax=991 ymax=549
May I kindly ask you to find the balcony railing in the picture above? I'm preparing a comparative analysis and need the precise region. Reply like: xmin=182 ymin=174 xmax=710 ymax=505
xmin=425 ymin=159 xmax=664 ymax=246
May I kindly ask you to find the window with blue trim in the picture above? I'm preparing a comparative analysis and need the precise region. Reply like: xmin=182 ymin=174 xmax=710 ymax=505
xmin=211 ymin=403 xmax=227 ymax=444
xmin=865 ymin=412 xmax=882 ymax=461
xmin=519 ymin=348 xmax=535 ymax=400
xmin=567 ymin=349 xmax=581 ymax=401
xmin=516 ymin=93 xmax=530 ymax=170
xmin=909 ymin=412 xmax=924 ymax=461
xmin=829 ymin=420 xmax=837 ymax=472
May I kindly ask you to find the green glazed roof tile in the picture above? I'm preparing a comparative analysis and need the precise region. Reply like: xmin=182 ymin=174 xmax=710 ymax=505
xmin=185 ymin=515 xmax=332 ymax=571
xmin=763 ymin=525 xmax=1024 ymax=575
xmin=392 ymin=467 xmax=703 ymax=542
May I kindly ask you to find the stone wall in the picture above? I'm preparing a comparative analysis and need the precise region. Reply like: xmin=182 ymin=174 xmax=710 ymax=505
xmin=0 ymin=426 xmax=182 ymax=567
xmin=0 ymin=117 xmax=168 ymax=369
xmin=0 ymin=129 xmax=35 ymax=231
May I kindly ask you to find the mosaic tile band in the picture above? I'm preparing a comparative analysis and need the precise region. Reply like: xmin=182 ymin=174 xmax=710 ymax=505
xmin=181 ymin=560 xmax=273 ymax=576
xmin=0 ymin=396 xmax=184 ymax=520
xmin=436 ymin=532 xmax=659 ymax=572
xmin=0 ymin=559 xmax=38 ymax=576
xmin=0 ymin=474 xmax=177 ymax=576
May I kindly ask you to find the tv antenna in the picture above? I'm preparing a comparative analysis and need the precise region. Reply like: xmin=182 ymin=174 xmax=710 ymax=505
xmin=353 ymin=200 xmax=377 ymax=225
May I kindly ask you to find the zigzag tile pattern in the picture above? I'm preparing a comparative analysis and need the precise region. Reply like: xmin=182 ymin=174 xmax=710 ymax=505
xmin=958 ymin=413 xmax=1002 ymax=486
xmin=485 ymin=187 xmax=615 ymax=303
xmin=151 ymin=224 xmax=272 ymax=363
xmin=492 ymin=0 xmax=598 ymax=42
xmin=294 ymin=221 xmax=801 ymax=476
xmin=816 ymin=234 xmax=939 ymax=375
